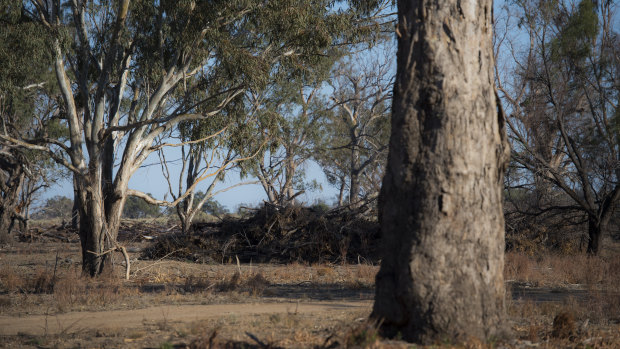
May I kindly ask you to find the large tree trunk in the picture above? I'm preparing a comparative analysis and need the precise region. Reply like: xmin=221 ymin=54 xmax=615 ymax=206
xmin=76 ymin=181 xmax=106 ymax=276
xmin=371 ymin=0 xmax=509 ymax=343
xmin=75 ymin=172 xmax=126 ymax=276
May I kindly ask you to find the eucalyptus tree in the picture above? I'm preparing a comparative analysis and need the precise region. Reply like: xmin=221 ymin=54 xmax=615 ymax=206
xmin=158 ymin=108 xmax=261 ymax=235
xmin=372 ymin=0 xmax=509 ymax=342
xmin=0 ymin=0 xmax=59 ymax=243
xmin=159 ymin=1 xmax=392 ymax=228
xmin=4 ymin=0 xmax=384 ymax=276
xmin=122 ymin=194 xmax=160 ymax=219
xmin=495 ymin=0 xmax=619 ymax=254
xmin=246 ymin=69 xmax=333 ymax=207
xmin=240 ymin=2 xmax=394 ymax=208
xmin=317 ymin=45 xmax=393 ymax=208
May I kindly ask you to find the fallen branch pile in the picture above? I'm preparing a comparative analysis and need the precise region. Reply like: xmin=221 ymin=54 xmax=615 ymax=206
xmin=142 ymin=203 xmax=381 ymax=264
xmin=18 ymin=225 xmax=78 ymax=243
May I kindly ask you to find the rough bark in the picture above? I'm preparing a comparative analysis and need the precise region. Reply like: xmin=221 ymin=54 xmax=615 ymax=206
xmin=372 ymin=0 xmax=509 ymax=343
xmin=0 ymin=155 xmax=25 ymax=244
xmin=74 ymin=170 xmax=126 ymax=276
xmin=586 ymin=215 xmax=603 ymax=255
xmin=0 ymin=207 xmax=15 ymax=244
xmin=349 ymin=145 xmax=361 ymax=207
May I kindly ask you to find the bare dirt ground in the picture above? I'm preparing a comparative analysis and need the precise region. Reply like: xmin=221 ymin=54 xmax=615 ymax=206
xmin=1 ymin=221 xmax=619 ymax=348
xmin=0 ymin=301 xmax=372 ymax=336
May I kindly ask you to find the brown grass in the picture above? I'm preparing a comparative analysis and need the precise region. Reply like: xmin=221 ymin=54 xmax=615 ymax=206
xmin=509 ymin=299 xmax=620 ymax=348
xmin=505 ymin=252 xmax=620 ymax=288
xmin=0 ymin=266 xmax=25 ymax=292
xmin=0 ymin=266 xmax=56 ymax=294
xmin=0 ymin=263 xmax=138 ymax=313
xmin=2 ymin=234 xmax=619 ymax=349
xmin=339 ymin=320 xmax=381 ymax=348
xmin=52 ymin=269 xmax=136 ymax=311
xmin=183 ymin=275 xmax=213 ymax=293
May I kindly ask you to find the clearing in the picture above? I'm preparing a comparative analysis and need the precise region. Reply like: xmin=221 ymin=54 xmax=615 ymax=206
xmin=1 ymin=220 xmax=619 ymax=348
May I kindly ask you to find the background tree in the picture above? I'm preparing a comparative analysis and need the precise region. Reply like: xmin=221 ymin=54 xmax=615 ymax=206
xmin=16 ymin=160 xmax=66 ymax=231
xmin=495 ymin=0 xmax=619 ymax=254
xmin=246 ymin=69 xmax=332 ymax=207
xmin=317 ymin=44 xmax=393 ymax=208
xmin=34 ymin=195 xmax=73 ymax=221
xmin=122 ymin=195 xmax=160 ymax=219
xmin=372 ymin=0 xmax=510 ymax=342
xmin=201 ymin=195 xmax=229 ymax=217
xmin=245 ymin=2 xmax=395 ymax=208
xmin=158 ymin=112 xmax=259 ymax=235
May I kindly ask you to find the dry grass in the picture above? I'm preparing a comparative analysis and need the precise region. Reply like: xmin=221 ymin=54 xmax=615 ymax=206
xmin=0 ymin=257 xmax=378 ymax=317
xmin=52 ymin=269 xmax=138 ymax=312
xmin=0 ymin=266 xmax=26 ymax=292
xmin=505 ymin=252 xmax=620 ymax=289
xmin=2 ymin=235 xmax=619 ymax=348
xmin=0 ymin=266 xmax=55 ymax=294
xmin=0 ymin=263 xmax=137 ymax=313
xmin=183 ymin=310 xmax=368 ymax=349
xmin=509 ymin=299 xmax=620 ymax=348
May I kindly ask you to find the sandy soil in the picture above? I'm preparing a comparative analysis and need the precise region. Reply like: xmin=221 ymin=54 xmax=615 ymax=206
xmin=0 ymin=300 xmax=372 ymax=336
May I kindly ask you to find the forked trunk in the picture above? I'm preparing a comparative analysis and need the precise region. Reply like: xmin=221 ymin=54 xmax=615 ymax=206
xmin=372 ymin=0 xmax=509 ymax=343
xmin=181 ymin=218 xmax=192 ymax=236
xmin=78 ymin=205 xmax=107 ymax=276
xmin=178 ymin=204 xmax=197 ymax=237
xmin=75 ymin=176 xmax=125 ymax=276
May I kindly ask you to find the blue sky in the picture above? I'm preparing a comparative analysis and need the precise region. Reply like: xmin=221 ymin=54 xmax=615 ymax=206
xmin=42 ymin=146 xmax=340 ymax=211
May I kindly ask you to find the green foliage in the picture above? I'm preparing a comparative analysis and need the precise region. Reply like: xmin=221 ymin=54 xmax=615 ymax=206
xmin=163 ymin=191 xmax=228 ymax=217
xmin=501 ymin=0 xmax=619 ymax=255
xmin=141 ymin=1 xmax=390 ymax=210
xmin=202 ymin=197 xmax=229 ymax=217
xmin=0 ymin=0 xmax=66 ymax=192
xmin=123 ymin=195 xmax=161 ymax=219
xmin=191 ymin=191 xmax=228 ymax=216
xmin=551 ymin=0 xmax=599 ymax=63
xmin=504 ymin=187 xmax=531 ymax=202
xmin=0 ymin=0 xmax=55 ymax=132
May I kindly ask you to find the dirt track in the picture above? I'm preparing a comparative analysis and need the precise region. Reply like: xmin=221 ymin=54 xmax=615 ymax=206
xmin=0 ymin=300 xmax=373 ymax=336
